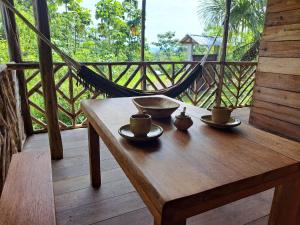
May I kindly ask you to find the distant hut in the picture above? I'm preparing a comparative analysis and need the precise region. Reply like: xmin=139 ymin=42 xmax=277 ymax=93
xmin=180 ymin=34 xmax=222 ymax=61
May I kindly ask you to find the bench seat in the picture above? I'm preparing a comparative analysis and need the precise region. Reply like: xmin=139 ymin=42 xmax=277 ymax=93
xmin=0 ymin=151 xmax=56 ymax=225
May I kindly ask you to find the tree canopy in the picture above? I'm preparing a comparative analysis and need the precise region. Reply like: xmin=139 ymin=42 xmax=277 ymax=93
xmin=198 ymin=0 xmax=266 ymax=60
xmin=0 ymin=0 xmax=152 ymax=63
xmin=0 ymin=0 xmax=267 ymax=63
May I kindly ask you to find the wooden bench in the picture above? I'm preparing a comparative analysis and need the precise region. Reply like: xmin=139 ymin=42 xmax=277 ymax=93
xmin=0 ymin=151 xmax=56 ymax=225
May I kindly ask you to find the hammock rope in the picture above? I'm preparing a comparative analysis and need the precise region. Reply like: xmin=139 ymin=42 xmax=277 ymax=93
xmin=0 ymin=0 xmax=219 ymax=98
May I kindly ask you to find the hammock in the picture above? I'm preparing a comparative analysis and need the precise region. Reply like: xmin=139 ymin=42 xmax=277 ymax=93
xmin=77 ymin=63 xmax=202 ymax=98
xmin=1 ymin=0 xmax=215 ymax=98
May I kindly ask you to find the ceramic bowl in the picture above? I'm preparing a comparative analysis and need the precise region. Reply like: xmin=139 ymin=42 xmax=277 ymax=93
xmin=132 ymin=96 xmax=180 ymax=119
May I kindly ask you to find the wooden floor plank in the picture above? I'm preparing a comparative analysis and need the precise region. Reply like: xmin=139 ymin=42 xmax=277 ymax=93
xmin=55 ymin=178 xmax=134 ymax=212
xmin=52 ymin=157 xmax=119 ymax=182
xmin=93 ymin=191 xmax=272 ymax=225
xmin=245 ymin=216 xmax=269 ymax=225
xmin=54 ymin=168 xmax=126 ymax=195
xmin=56 ymin=192 xmax=146 ymax=225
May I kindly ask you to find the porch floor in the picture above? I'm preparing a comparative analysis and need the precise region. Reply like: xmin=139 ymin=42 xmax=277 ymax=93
xmin=24 ymin=108 xmax=272 ymax=225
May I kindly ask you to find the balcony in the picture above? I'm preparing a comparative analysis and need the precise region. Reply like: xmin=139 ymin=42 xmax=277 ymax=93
xmin=1 ymin=0 xmax=300 ymax=224
xmin=0 ymin=61 xmax=267 ymax=225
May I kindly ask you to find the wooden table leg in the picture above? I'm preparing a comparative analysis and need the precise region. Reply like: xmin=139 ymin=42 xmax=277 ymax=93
xmin=88 ymin=123 xmax=101 ymax=188
xmin=154 ymin=214 xmax=186 ymax=225
xmin=268 ymin=178 xmax=300 ymax=225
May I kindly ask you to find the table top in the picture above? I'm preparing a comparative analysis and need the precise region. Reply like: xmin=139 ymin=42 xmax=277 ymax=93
xmin=81 ymin=96 xmax=300 ymax=217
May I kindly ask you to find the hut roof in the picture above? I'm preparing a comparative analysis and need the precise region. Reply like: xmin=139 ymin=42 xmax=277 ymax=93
xmin=180 ymin=34 xmax=222 ymax=46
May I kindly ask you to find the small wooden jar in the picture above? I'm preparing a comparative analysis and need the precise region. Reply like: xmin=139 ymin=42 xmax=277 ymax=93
xmin=174 ymin=107 xmax=193 ymax=131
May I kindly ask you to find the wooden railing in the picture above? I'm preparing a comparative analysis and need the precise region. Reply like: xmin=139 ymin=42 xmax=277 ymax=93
xmin=0 ymin=65 xmax=25 ymax=193
xmin=6 ymin=61 xmax=257 ymax=132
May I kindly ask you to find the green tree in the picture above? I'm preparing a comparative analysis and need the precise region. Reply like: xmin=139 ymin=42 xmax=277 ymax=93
xmin=198 ymin=0 xmax=266 ymax=60
xmin=0 ymin=0 xmax=145 ymax=63
xmin=152 ymin=31 xmax=185 ymax=60
xmin=95 ymin=0 xmax=141 ymax=60
xmin=0 ymin=15 xmax=9 ymax=63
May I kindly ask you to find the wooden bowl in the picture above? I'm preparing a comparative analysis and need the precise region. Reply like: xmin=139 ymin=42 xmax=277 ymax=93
xmin=132 ymin=97 xmax=180 ymax=119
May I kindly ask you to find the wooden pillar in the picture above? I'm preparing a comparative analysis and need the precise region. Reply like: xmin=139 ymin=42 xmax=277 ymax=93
xmin=216 ymin=0 xmax=231 ymax=107
xmin=141 ymin=0 xmax=146 ymax=90
xmin=1 ymin=0 xmax=33 ymax=135
xmin=32 ymin=0 xmax=63 ymax=159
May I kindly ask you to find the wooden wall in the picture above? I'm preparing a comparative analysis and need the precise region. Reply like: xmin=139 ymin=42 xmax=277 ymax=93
xmin=250 ymin=0 xmax=300 ymax=142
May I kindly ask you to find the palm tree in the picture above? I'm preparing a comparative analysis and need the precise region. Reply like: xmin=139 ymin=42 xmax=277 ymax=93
xmin=198 ymin=0 xmax=266 ymax=60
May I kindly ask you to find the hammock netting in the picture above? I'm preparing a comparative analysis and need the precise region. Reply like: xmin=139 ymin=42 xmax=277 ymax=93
xmin=77 ymin=64 xmax=202 ymax=98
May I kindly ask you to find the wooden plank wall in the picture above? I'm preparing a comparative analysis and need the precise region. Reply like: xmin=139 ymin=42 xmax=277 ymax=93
xmin=249 ymin=0 xmax=300 ymax=142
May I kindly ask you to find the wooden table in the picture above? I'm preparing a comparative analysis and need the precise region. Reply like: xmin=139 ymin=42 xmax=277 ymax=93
xmin=81 ymin=96 xmax=300 ymax=225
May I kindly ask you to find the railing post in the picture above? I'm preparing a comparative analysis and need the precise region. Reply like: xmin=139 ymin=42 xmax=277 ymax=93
xmin=171 ymin=63 xmax=175 ymax=85
xmin=1 ymin=0 xmax=33 ymax=135
xmin=68 ymin=68 xmax=76 ymax=128
xmin=33 ymin=0 xmax=63 ymax=160
xmin=235 ymin=65 xmax=242 ymax=107
xmin=141 ymin=62 xmax=147 ymax=91
xmin=108 ymin=64 xmax=113 ymax=81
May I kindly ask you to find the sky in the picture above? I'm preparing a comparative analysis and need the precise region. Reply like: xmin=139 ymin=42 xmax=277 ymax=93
xmin=80 ymin=0 xmax=204 ymax=43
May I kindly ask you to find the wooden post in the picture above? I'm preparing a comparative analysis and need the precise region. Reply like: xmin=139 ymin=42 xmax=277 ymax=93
xmin=33 ymin=0 xmax=63 ymax=160
xmin=216 ymin=0 xmax=232 ymax=107
xmin=1 ymin=0 xmax=33 ymax=135
xmin=141 ymin=0 xmax=146 ymax=90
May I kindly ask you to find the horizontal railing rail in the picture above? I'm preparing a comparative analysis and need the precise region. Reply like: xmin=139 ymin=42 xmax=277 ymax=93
xmin=6 ymin=61 xmax=257 ymax=132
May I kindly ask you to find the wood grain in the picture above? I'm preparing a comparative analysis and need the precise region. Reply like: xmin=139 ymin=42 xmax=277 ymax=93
xmin=252 ymin=100 xmax=300 ymax=126
xmin=255 ymin=72 xmax=300 ymax=92
xmin=267 ymin=0 xmax=300 ymax=13
xmin=259 ymin=41 xmax=300 ymax=58
xmin=81 ymin=96 xmax=300 ymax=224
xmin=249 ymin=112 xmax=300 ymax=142
xmin=263 ymin=24 xmax=300 ymax=41
xmin=265 ymin=8 xmax=300 ymax=26
xmin=257 ymin=57 xmax=300 ymax=75
xmin=0 ymin=151 xmax=56 ymax=225
xmin=253 ymin=86 xmax=300 ymax=109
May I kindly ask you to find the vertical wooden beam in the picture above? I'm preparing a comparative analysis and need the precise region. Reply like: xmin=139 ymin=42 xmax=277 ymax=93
xmin=1 ymin=0 xmax=33 ymax=135
xmin=32 ymin=0 xmax=63 ymax=160
xmin=216 ymin=0 xmax=232 ymax=107
xmin=141 ymin=0 xmax=146 ymax=90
